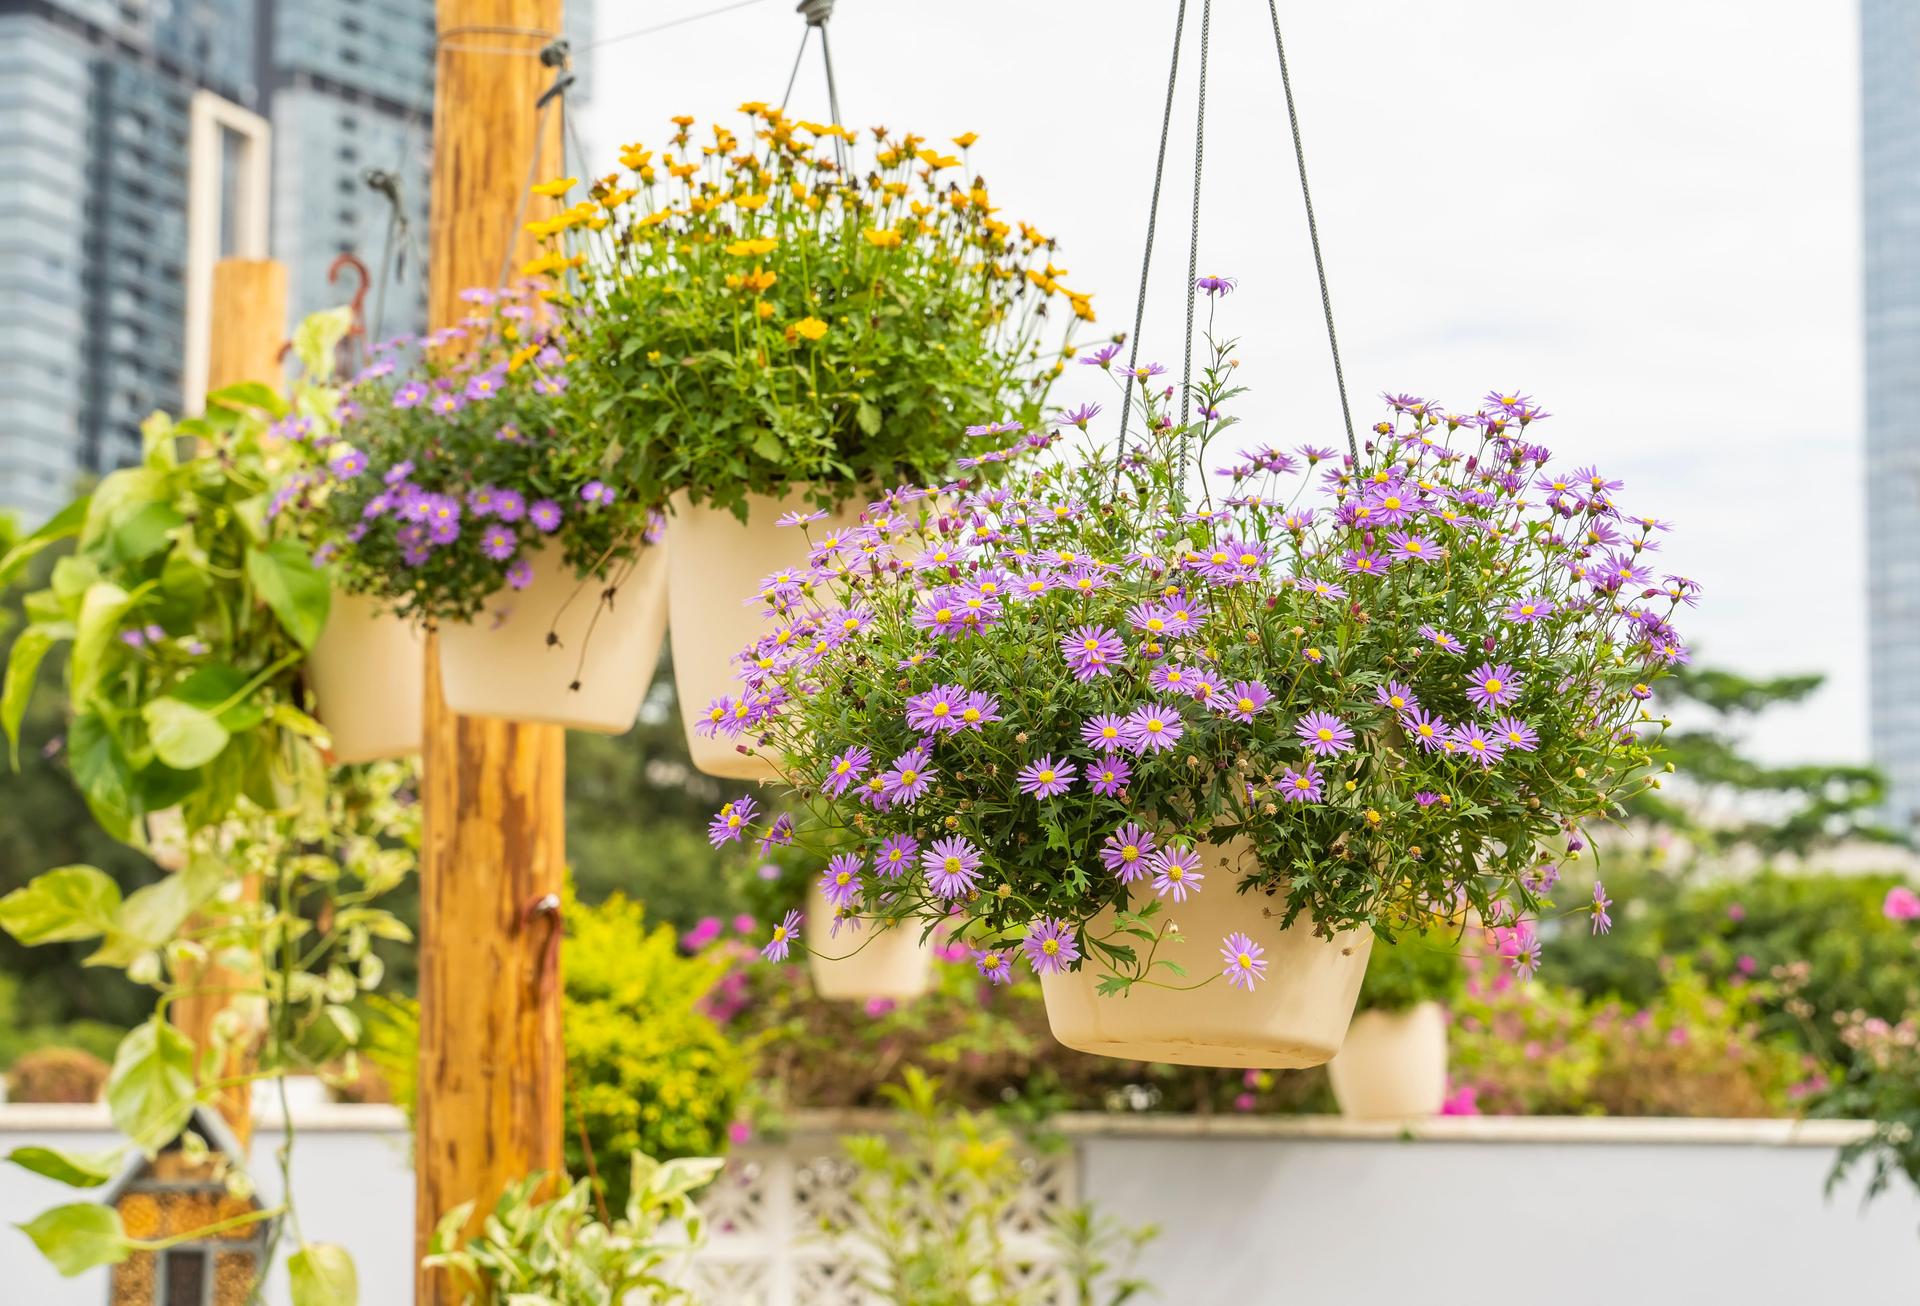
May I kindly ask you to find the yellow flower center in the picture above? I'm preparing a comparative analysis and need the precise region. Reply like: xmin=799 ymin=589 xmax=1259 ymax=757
xmin=1037 ymin=769 xmax=1055 ymax=784
xmin=1237 ymin=697 xmax=1254 ymax=713
xmin=1042 ymin=938 xmax=1059 ymax=955
xmin=932 ymin=702 xmax=950 ymax=716
xmin=900 ymin=769 xmax=918 ymax=785
xmin=934 ymin=608 xmax=953 ymax=623
xmin=1167 ymin=866 xmax=1184 ymax=881
xmin=1122 ymin=846 xmax=1139 ymax=861
xmin=1316 ymin=728 xmax=1333 ymax=742
xmin=1484 ymin=679 xmax=1503 ymax=695
xmin=835 ymin=761 xmax=852 ymax=775
xmin=1146 ymin=720 xmax=1163 ymax=733
xmin=943 ymin=856 xmax=961 ymax=874
xmin=1237 ymin=952 xmax=1252 ymax=969
xmin=835 ymin=871 xmax=853 ymax=886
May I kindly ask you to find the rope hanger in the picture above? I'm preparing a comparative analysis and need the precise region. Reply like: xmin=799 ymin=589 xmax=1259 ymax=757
xmin=1116 ymin=0 xmax=1359 ymax=470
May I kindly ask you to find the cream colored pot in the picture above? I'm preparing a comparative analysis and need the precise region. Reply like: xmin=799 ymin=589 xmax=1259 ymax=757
xmin=667 ymin=486 xmax=869 ymax=779
xmin=803 ymin=885 xmax=934 ymax=1002
xmin=438 ymin=542 xmax=667 ymax=733
xmin=1040 ymin=840 xmax=1373 ymax=1068
xmin=308 ymin=590 xmax=425 ymax=763
xmin=1327 ymin=1000 xmax=1450 ymax=1119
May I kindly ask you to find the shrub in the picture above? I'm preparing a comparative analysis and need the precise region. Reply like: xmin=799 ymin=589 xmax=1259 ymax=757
xmin=1357 ymin=931 xmax=1465 ymax=1012
xmin=6 ymin=1047 xmax=110 ymax=1103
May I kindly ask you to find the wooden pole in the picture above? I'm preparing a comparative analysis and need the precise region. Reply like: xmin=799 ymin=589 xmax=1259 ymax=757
xmin=416 ymin=3 xmax=567 ymax=1299
xmin=171 ymin=256 xmax=287 ymax=1149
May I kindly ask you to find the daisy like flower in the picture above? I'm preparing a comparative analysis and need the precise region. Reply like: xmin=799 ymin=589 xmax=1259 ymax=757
xmin=1466 ymin=661 xmax=1522 ymax=709
xmin=707 ymin=795 xmax=759 ymax=848
xmin=776 ymin=508 xmax=829 ymax=526
xmin=756 ymin=813 xmax=794 ymax=854
xmin=1403 ymin=707 xmax=1448 ymax=752
xmin=1150 ymin=846 xmax=1205 ymax=902
xmin=875 ymin=834 xmax=919 ymax=879
xmin=956 ymin=691 xmax=1001 ymax=729
xmin=1082 ymin=713 xmax=1128 ymax=750
xmin=819 ymin=854 xmax=863 ymax=910
xmin=1418 ymin=624 xmax=1464 ymax=653
xmin=1220 ymin=932 xmax=1267 ymax=990
xmin=1387 ymin=531 xmax=1439 ymax=563
xmin=480 ymin=525 xmax=517 ymax=561
xmin=1451 ymin=723 xmax=1506 ymax=768
xmin=1061 ymin=624 xmax=1125 ymax=679
xmin=1124 ymin=703 xmax=1185 ymax=753
xmin=1491 ymin=715 xmax=1539 ymax=752
xmin=1126 ymin=600 xmax=1174 ymax=636
xmin=1503 ymin=596 xmax=1554 ymax=624
xmin=1279 ymin=762 xmax=1323 ymax=803
xmin=1089 ymin=754 xmax=1132 ymax=796
xmin=1375 ymin=681 xmax=1418 ymax=714
xmin=922 ymin=835 xmax=982 ymax=898
xmin=880 ymin=747 xmax=935 ymax=806
xmin=1023 ymin=918 xmax=1081 ymax=975
xmin=1296 ymin=711 xmax=1355 ymax=757
xmin=905 ymin=683 xmax=966 ymax=734
xmin=822 ymin=746 xmax=872 ymax=797
xmin=1590 ymin=880 xmax=1613 ymax=935
xmin=1301 ymin=578 xmax=1347 ymax=600
xmin=1149 ymin=663 xmax=1199 ymax=697
xmin=1018 ymin=755 xmax=1076 ymax=799
xmin=1212 ymin=680 xmax=1272 ymax=722
xmin=529 ymin=499 xmax=563 ymax=532
xmin=763 ymin=910 xmax=801 ymax=962
xmin=976 ymin=949 xmax=1014 ymax=984
xmin=1100 ymin=823 xmax=1158 ymax=882
xmin=1159 ymin=594 xmax=1208 ymax=633
xmin=1341 ymin=549 xmax=1388 ymax=576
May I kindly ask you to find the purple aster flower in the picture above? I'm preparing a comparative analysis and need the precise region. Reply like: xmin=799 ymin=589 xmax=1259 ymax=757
xmin=1061 ymin=624 xmax=1125 ymax=679
xmin=1123 ymin=703 xmax=1184 ymax=753
xmin=1212 ymin=680 xmax=1272 ymax=722
xmin=1279 ymin=761 xmax=1323 ymax=803
xmin=1591 ymin=880 xmax=1613 ymax=935
xmin=756 ymin=813 xmax=795 ymax=855
xmin=529 ymin=499 xmax=562 ymax=532
xmin=1403 ymin=708 xmax=1448 ymax=752
xmin=429 ymin=391 xmax=464 ymax=417
xmin=392 ymin=380 xmax=428 ymax=409
xmin=1414 ymin=790 xmax=1443 ymax=807
xmin=1149 ymin=663 xmax=1202 ymax=698
xmin=1451 ymin=723 xmax=1505 ymax=768
xmin=1080 ymin=342 xmax=1123 ymax=368
xmin=382 ymin=460 xmax=415 ymax=487
xmin=463 ymin=368 xmax=505 ymax=402
xmin=819 ymin=853 xmax=863 ymax=911
xmin=1057 ymin=402 xmax=1103 ymax=428
xmin=1159 ymin=593 xmax=1208 ymax=634
xmin=480 ymin=524 xmax=517 ymax=561
xmin=955 ymin=691 xmax=1001 ymax=729
xmin=328 ymin=446 xmax=367 ymax=478
xmin=1491 ymin=715 xmax=1539 ymax=752
xmin=495 ymin=423 xmax=525 ymax=444
xmin=1387 ymin=531 xmax=1439 ymax=563
xmin=875 ymin=833 xmax=919 ymax=879
xmin=1501 ymin=923 xmax=1542 ymax=981
xmin=922 ymin=835 xmax=982 ymax=898
xmin=1220 ymin=932 xmax=1267 ymax=990
xmin=1082 ymin=713 xmax=1128 ymax=750
xmin=776 ymin=508 xmax=829 ymax=526
xmin=905 ymin=683 xmax=967 ymax=734
xmin=1466 ymin=661 xmax=1522 ymax=709
xmin=1375 ymin=681 xmax=1419 ymax=714
xmin=880 ymin=746 xmax=935 ymax=806
xmin=1017 ymin=755 xmax=1076 ymax=799
xmin=707 ymin=795 xmax=759 ymax=847
xmin=490 ymin=488 xmax=526 ymax=522
xmin=975 ymin=948 xmax=1014 ymax=984
xmin=1126 ymin=601 xmax=1175 ymax=637
xmin=531 ymin=374 xmax=567 ymax=396
xmin=503 ymin=556 xmax=534 ymax=591
xmin=1503 ymin=596 xmax=1554 ymax=624
xmin=912 ymin=590 xmax=965 ymax=639
xmin=1195 ymin=273 xmax=1237 ymax=297
xmin=579 ymin=480 xmax=615 ymax=506
xmin=1341 ymin=549 xmax=1388 ymax=577
xmin=823 ymin=745 xmax=872 ymax=797
xmin=1150 ymin=846 xmax=1205 ymax=902
xmin=1299 ymin=577 xmax=1347 ymax=601
xmin=1100 ymin=823 xmax=1158 ymax=881
xmin=1296 ymin=711 xmax=1355 ymax=757
xmin=1023 ymin=918 xmax=1081 ymax=975
xmin=1088 ymin=754 xmax=1132 ymax=796
xmin=763 ymin=909 xmax=801 ymax=962
xmin=1419 ymin=624 xmax=1465 ymax=653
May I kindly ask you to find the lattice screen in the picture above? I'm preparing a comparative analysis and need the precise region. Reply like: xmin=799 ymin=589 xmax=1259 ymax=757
xmin=684 ymin=1134 xmax=1079 ymax=1304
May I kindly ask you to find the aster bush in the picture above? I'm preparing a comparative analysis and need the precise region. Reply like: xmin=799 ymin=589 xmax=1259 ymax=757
xmin=707 ymin=289 xmax=1691 ymax=999
xmin=285 ymin=282 xmax=657 ymax=625
xmin=539 ymin=106 xmax=1087 ymax=519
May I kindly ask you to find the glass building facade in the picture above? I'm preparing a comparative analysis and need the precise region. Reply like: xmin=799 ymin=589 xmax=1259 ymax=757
xmin=0 ymin=0 xmax=593 ymax=526
xmin=1864 ymin=0 xmax=1920 ymax=834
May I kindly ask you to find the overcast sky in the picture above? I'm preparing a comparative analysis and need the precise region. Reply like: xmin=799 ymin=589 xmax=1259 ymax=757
xmin=582 ymin=0 xmax=1865 ymax=765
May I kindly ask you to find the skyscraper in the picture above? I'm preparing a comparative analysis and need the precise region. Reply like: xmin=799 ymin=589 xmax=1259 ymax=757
xmin=0 ymin=1 xmax=594 ymax=526
xmin=1863 ymin=0 xmax=1920 ymax=835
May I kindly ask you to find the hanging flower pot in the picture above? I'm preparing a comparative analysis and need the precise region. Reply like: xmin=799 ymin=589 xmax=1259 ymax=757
xmin=308 ymin=590 xmax=424 ymax=762
xmin=801 ymin=884 xmax=934 ymax=1002
xmin=667 ymin=486 xmax=869 ymax=779
xmin=1327 ymin=1001 xmax=1449 ymax=1118
xmin=1039 ymin=841 xmax=1373 ymax=1068
xmin=439 ymin=541 xmax=668 ymax=733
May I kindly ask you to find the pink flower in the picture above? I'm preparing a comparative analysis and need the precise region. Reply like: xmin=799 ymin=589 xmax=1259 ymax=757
xmin=1883 ymin=885 xmax=1920 ymax=922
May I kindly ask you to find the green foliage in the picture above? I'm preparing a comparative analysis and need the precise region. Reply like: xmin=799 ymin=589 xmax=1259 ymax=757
xmin=1548 ymin=864 xmax=1920 ymax=1063
xmin=1357 ymin=931 xmax=1466 ymax=1012
xmin=555 ymin=110 xmax=1082 ymax=519
xmin=832 ymin=1069 xmax=1156 ymax=1305
xmin=2 ymin=387 xmax=336 ymax=841
xmin=1628 ymin=666 xmax=1902 ymax=856
xmin=1807 ymin=1010 xmax=1920 ymax=1209
xmin=422 ymin=1152 xmax=722 ymax=1306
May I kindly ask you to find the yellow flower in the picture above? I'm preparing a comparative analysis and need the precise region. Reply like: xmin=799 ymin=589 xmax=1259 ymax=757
xmin=739 ymin=100 xmax=769 ymax=115
xmin=531 ymin=176 xmax=577 ymax=197
xmin=508 ymin=343 xmax=541 ymax=372
xmin=952 ymin=131 xmax=979 ymax=148
xmin=725 ymin=237 xmax=779 ymax=257
xmin=793 ymin=316 xmax=829 ymax=342
xmin=670 ymin=114 xmax=695 ymax=128
xmin=863 ymin=227 xmax=903 ymax=249
xmin=618 ymin=144 xmax=652 ymax=170
xmin=736 ymin=193 xmax=770 ymax=210
xmin=755 ymin=300 xmax=776 ymax=319
xmin=518 ymin=251 xmax=568 ymax=277
xmin=917 ymin=149 xmax=961 ymax=170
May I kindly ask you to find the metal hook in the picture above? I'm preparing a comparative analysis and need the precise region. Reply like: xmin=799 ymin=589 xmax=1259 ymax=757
xmin=797 ymin=0 xmax=834 ymax=25
xmin=326 ymin=252 xmax=371 ymax=342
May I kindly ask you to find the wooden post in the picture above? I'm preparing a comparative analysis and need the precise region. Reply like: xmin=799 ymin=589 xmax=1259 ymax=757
xmin=415 ymin=3 xmax=568 ymax=1299
xmin=172 ymin=256 xmax=287 ymax=1148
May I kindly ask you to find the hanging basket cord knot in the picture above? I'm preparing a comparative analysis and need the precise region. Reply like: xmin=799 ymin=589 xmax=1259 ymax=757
xmin=797 ymin=0 xmax=834 ymax=26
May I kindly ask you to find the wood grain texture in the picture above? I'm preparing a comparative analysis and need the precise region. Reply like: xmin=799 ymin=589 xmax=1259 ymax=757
xmin=416 ymin=3 xmax=568 ymax=1300
xmin=173 ymin=256 xmax=287 ymax=1149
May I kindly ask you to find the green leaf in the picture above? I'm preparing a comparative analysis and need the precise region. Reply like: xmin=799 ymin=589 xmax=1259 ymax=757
xmin=89 ymin=856 xmax=227 ymax=968
xmin=2 ymin=623 xmax=67 ymax=767
xmin=750 ymin=428 xmax=785 ymax=463
xmin=106 ymin=1019 xmax=198 ymax=1154
xmin=105 ymin=500 xmax=186 ymax=567
xmin=173 ymin=662 xmax=265 ymax=733
xmin=143 ymin=697 xmax=231 ymax=770
xmin=290 ymin=1243 xmax=359 ymax=1306
xmin=69 ymin=580 xmax=137 ymax=704
xmin=67 ymin=713 xmax=136 ymax=842
xmin=247 ymin=539 xmax=330 ymax=651
xmin=18 ymin=1203 xmax=130 ymax=1277
xmin=0 ymin=495 xmax=88 ymax=589
xmin=0 ymin=866 xmax=121 ymax=945
xmin=855 ymin=400 xmax=883 ymax=436
xmin=207 ymin=380 xmax=289 ymax=418
xmin=292 ymin=307 xmax=355 ymax=380
xmin=139 ymin=411 xmax=179 ymax=469
xmin=7 ymin=1144 xmax=124 ymax=1188
xmin=80 ymin=466 xmax=167 ymax=551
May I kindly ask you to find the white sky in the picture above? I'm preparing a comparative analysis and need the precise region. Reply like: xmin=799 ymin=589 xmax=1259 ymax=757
xmin=582 ymin=0 xmax=1865 ymax=765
